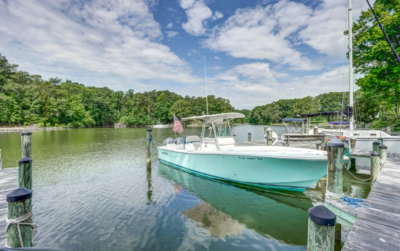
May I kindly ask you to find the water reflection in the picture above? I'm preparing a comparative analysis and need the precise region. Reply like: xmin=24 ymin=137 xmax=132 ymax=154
xmin=158 ymin=163 xmax=313 ymax=246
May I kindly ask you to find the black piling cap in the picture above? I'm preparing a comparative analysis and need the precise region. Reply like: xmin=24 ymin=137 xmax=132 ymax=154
xmin=18 ymin=157 xmax=32 ymax=165
xmin=308 ymin=205 xmax=336 ymax=226
xmin=371 ymin=151 xmax=380 ymax=157
xmin=147 ymin=128 xmax=152 ymax=131
xmin=373 ymin=141 xmax=380 ymax=145
xmin=6 ymin=187 xmax=32 ymax=202
xmin=327 ymin=137 xmax=344 ymax=147
xmin=379 ymin=145 xmax=388 ymax=149
xmin=21 ymin=130 xmax=32 ymax=136
xmin=378 ymin=138 xmax=383 ymax=141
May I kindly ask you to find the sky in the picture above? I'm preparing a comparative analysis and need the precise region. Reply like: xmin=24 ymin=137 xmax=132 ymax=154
xmin=0 ymin=0 xmax=373 ymax=109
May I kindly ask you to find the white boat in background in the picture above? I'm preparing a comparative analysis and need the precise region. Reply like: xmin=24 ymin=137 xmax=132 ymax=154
xmin=158 ymin=113 xmax=331 ymax=192
xmin=153 ymin=123 xmax=170 ymax=129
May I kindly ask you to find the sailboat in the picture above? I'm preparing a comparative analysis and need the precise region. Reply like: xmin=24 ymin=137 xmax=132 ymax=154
xmin=299 ymin=0 xmax=400 ymax=158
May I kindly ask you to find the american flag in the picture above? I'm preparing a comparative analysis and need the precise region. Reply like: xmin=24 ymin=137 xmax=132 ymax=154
xmin=172 ymin=114 xmax=183 ymax=133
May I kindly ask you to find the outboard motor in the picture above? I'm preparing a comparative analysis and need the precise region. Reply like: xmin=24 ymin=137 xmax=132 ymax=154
xmin=175 ymin=137 xmax=184 ymax=145
xmin=163 ymin=137 xmax=175 ymax=146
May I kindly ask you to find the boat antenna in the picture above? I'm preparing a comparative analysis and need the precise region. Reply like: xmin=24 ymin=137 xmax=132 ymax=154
xmin=365 ymin=0 xmax=400 ymax=66
xmin=204 ymin=56 xmax=209 ymax=115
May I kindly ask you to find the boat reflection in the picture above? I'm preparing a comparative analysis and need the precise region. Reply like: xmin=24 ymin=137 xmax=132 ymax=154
xmin=158 ymin=163 xmax=314 ymax=246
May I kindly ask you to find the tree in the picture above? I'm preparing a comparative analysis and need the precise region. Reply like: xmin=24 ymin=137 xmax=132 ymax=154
xmin=292 ymin=96 xmax=320 ymax=117
xmin=352 ymin=0 xmax=400 ymax=119
xmin=169 ymin=100 xmax=192 ymax=119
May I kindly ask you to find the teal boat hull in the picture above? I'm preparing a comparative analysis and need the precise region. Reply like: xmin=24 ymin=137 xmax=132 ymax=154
xmin=158 ymin=148 xmax=327 ymax=192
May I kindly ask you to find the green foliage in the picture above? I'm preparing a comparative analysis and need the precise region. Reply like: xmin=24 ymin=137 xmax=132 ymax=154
xmin=352 ymin=0 xmax=400 ymax=119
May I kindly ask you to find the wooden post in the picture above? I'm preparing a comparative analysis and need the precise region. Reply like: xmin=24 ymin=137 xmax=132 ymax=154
xmin=378 ymin=138 xmax=383 ymax=147
xmin=286 ymin=135 xmax=290 ymax=147
xmin=21 ymin=131 xmax=32 ymax=159
xmin=18 ymin=157 xmax=32 ymax=190
xmin=146 ymin=129 xmax=152 ymax=170
xmin=335 ymin=224 xmax=342 ymax=249
xmin=0 ymin=149 xmax=2 ymax=172
xmin=248 ymin=132 xmax=251 ymax=142
xmin=372 ymin=141 xmax=380 ymax=154
xmin=350 ymin=138 xmax=356 ymax=150
xmin=326 ymin=138 xmax=345 ymax=197
xmin=266 ymin=128 xmax=273 ymax=146
xmin=379 ymin=144 xmax=387 ymax=164
xmin=316 ymin=143 xmax=322 ymax=150
xmin=313 ymin=126 xmax=318 ymax=135
xmin=370 ymin=151 xmax=380 ymax=186
xmin=6 ymin=187 xmax=33 ymax=248
xmin=307 ymin=205 xmax=336 ymax=251
xmin=233 ymin=134 xmax=236 ymax=141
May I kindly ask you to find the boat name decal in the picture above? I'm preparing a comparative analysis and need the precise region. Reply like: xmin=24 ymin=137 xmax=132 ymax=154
xmin=238 ymin=157 xmax=263 ymax=160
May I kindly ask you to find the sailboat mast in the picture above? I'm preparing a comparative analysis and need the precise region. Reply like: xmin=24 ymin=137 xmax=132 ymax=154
xmin=348 ymin=0 xmax=354 ymax=130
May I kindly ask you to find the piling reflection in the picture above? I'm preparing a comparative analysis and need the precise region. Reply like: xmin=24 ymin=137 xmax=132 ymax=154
xmin=158 ymin=163 xmax=313 ymax=246
xmin=147 ymin=168 xmax=153 ymax=205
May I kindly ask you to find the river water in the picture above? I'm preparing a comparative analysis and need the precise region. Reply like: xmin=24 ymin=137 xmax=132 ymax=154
xmin=0 ymin=126 xmax=370 ymax=251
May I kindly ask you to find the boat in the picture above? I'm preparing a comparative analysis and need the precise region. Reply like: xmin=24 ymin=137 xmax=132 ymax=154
xmin=157 ymin=113 xmax=329 ymax=192
xmin=152 ymin=122 xmax=170 ymax=129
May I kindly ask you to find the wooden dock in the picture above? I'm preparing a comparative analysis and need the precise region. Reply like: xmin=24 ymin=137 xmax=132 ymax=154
xmin=326 ymin=158 xmax=400 ymax=250
xmin=0 ymin=167 xmax=18 ymax=247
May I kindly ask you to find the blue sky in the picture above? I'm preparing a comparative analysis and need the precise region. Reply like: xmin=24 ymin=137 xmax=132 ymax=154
xmin=0 ymin=0 xmax=371 ymax=109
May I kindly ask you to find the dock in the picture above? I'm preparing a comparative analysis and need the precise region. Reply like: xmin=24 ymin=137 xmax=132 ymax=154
xmin=0 ymin=167 xmax=18 ymax=247
xmin=326 ymin=158 xmax=400 ymax=250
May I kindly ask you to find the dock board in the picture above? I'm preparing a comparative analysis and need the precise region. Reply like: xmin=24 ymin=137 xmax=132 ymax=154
xmin=339 ymin=158 xmax=400 ymax=250
xmin=0 ymin=168 xmax=18 ymax=247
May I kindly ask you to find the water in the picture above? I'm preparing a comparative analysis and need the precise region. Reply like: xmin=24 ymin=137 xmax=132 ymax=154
xmin=0 ymin=126 xmax=370 ymax=250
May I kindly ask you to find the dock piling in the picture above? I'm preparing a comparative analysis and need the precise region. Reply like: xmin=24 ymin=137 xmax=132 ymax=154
xmin=146 ymin=129 xmax=152 ymax=170
xmin=379 ymin=144 xmax=387 ymax=164
xmin=0 ymin=149 xmax=2 ymax=172
xmin=21 ymin=131 xmax=32 ymax=159
xmin=307 ymin=205 xmax=336 ymax=251
xmin=248 ymin=132 xmax=251 ymax=142
xmin=313 ymin=126 xmax=318 ymax=135
xmin=350 ymin=138 xmax=356 ymax=150
xmin=370 ymin=151 xmax=380 ymax=186
xmin=6 ymin=187 xmax=34 ymax=248
xmin=326 ymin=137 xmax=345 ymax=198
xmin=266 ymin=128 xmax=273 ymax=146
xmin=18 ymin=158 xmax=32 ymax=190
xmin=372 ymin=141 xmax=380 ymax=154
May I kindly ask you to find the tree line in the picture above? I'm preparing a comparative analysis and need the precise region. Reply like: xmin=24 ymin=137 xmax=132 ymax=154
xmin=0 ymin=0 xmax=398 ymax=129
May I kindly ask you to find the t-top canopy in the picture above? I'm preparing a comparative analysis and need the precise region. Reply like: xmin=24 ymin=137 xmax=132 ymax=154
xmin=282 ymin=118 xmax=306 ymax=122
xmin=182 ymin=113 xmax=245 ymax=124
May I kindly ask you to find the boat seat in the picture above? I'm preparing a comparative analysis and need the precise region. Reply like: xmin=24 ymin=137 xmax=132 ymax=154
xmin=217 ymin=137 xmax=235 ymax=146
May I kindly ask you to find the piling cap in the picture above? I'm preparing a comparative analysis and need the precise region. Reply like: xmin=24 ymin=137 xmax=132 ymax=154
xmin=373 ymin=141 xmax=380 ymax=145
xmin=378 ymin=138 xmax=383 ymax=141
xmin=6 ymin=187 xmax=32 ymax=202
xmin=327 ymin=137 xmax=344 ymax=147
xmin=233 ymin=134 xmax=236 ymax=136
xmin=147 ymin=128 xmax=152 ymax=131
xmin=21 ymin=130 xmax=32 ymax=135
xmin=18 ymin=157 xmax=32 ymax=165
xmin=308 ymin=205 xmax=336 ymax=226
xmin=370 ymin=151 xmax=380 ymax=157
xmin=379 ymin=145 xmax=387 ymax=149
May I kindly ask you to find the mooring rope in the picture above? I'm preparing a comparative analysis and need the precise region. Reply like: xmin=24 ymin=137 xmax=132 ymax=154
xmin=343 ymin=149 xmax=371 ymax=181
xmin=340 ymin=196 xmax=371 ymax=209
xmin=5 ymin=211 xmax=36 ymax=248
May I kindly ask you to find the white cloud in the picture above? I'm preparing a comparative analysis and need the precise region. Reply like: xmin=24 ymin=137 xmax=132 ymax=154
xmin=166 ymin=31 xmax=178 ymax=37
xmin=0 ymin=0 xmax=198 ymax=91
xmin=212 ymin=11 xmax=223 ymax=20
xmin=214 ymin=56 xmax=220 ymax=60
xmin=212 ymin=66 xmax=222 ymax=70
xmin=203 ymin=1 xmax=314 ymax=70
xmin=167 ymin=22 xmax=173 ymax=28
xmin=299 ymin=0 xmax=373 ymax=60
xmin=180 ymin=0 xmax=212 ymax=36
